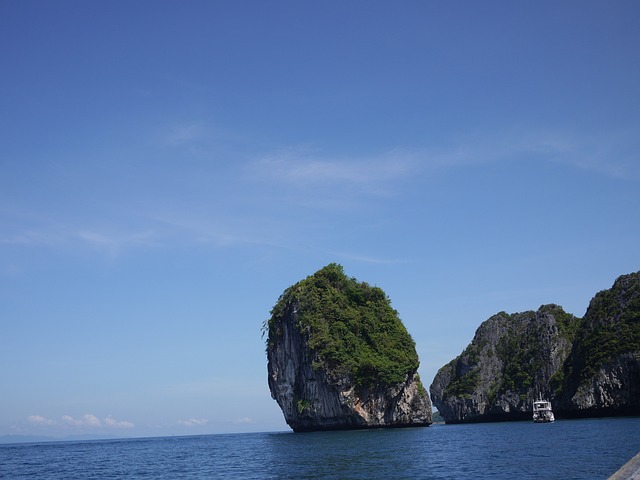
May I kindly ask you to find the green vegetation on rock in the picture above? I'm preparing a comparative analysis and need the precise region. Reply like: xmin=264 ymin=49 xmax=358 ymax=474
xmin=494 ymin=306 xmax=579 ymax=395
xmin=444 ymin=367 xmax=480 ymax=399
xmin=571 ymin=272 xmax=640 ymax=382
xmin=431 ymin=272 xmax=640 ymax=423
xmin=545 ymin=304 xmax=582 ymax=342
xmin=265 ymin=263 xmax=419 ymax=388
xmin=436 ymin=304 xmax=582 ymax=414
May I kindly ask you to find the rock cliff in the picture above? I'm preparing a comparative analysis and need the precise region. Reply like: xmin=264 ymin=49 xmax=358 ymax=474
xmin=430 ymin=304 xmax=577 ymax=423
xmin=265 ymin=264 xmax=431 ymax=432
xmin=430 ymin=271 xmax=640 ymax=423
xmin=557 ymin=272 xmax=640 ymax=416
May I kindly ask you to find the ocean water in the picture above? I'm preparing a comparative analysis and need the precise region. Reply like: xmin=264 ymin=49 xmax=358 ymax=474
xmin=1 ymin=417 xmax=639 ymax=479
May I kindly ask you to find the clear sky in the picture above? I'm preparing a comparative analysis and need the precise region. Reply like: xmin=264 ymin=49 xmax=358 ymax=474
xmin=1 ymin=1 xmax=639 ymax=439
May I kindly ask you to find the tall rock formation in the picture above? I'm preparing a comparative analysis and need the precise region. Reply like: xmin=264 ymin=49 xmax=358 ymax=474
xmin=557 ymin=271 xmax=640 ymax=416
xmin=265 ymin=264 xmax=431 ymax=432
xmin=430 ymin=305 xmax=578 ymax=423
xmin=430 ymin=271 xmax=640 ymax=423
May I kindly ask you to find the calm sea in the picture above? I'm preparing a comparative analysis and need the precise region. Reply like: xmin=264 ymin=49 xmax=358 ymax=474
xmin=1 ymin=417 xmax=639 ymax=479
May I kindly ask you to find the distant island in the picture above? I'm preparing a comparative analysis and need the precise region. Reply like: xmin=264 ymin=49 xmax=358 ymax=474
xmin=0 ymin=434 xmax=121 ymax=445
xmin=430 ymin=271 xmax=640 ymax=423
xmin=264 ymin=263 xmax=431 ymax=432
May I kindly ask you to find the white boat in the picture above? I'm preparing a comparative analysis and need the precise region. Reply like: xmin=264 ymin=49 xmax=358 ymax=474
xmin=533 ymin=398 xmax=555 ymax=423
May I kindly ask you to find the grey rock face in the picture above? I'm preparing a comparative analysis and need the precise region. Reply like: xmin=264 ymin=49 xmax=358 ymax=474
xmin=565 ymin=353 xmax=640 ymax=412
xmin=430 ymin=305 xmax=575 ymax=423
xmin=558 ymin=272 xmax=640 ymax=416
xmin=267 ymin=300 xmax=431 ymax=432
xmin=431 ymin=271 xmax=640 ymax=423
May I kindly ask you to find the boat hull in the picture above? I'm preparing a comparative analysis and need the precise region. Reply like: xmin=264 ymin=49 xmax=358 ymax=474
xmin=533 ymin=400 xmax=555 ymax=423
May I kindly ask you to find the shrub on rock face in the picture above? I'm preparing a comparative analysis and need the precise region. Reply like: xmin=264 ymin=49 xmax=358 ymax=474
xmin=264 ymin=264 xmax=431 ymax=432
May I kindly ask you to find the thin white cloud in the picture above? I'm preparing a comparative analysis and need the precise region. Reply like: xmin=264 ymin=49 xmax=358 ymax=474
xmin=247 ymin=128 xmax=640 ymax=202
xmin=0 ymin=225 xmax=161 ymax=259
xmin=147 ymin=214 xmax=246 ymax=247
xmin=26 ymin=415 xmax=56 ymax=426
xmin=422 ymin=128 xmax=640 ymax=179
xmin=249 ymin=148 xmax=417 ymax=192
xmin=232 ymin=417 xmax=254 ymax=425
xmin=0 ymin=231 xmax=61 ymax=246
xmin=25 ymin=414 xmax=134 ymax=429
xmin=146 ymin=211 xmax=290 ymax=251
xmin=77 ymin=230 xmax=158 ymax=256
xmin=1 ymin=205 xmax=162 ymax=255
xmin=165 ymin=123 xmax=207 ymax=146
xmin=178 ymin=418 xmax=209 ymax=427
xmin=103 ymin=415 xmax=135 ymax=428
xmin=62 ymin=414 xmax=102 ymax=427
xmin=4 ymin=128 xmax=634 ymax=260
xmin=542 ymin=129 xmax=639 ymax=180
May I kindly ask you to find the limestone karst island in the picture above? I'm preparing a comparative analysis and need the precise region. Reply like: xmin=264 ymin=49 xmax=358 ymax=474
xmin=430 ymin=271 xmax=640 ymax=424
xmin=264 ymin=264 xmax=431 ymax=432
xmin=264 ymin=265 xmax=639 ymax=432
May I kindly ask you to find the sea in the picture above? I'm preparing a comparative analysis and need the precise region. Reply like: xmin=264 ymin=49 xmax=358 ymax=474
xmin=1 ymin=417 xmax=639 ymax=479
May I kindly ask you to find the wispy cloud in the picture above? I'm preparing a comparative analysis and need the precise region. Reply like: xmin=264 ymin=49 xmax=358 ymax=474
xmin=1 ymin=209 xmax=284 ymax=257
xmin=0 ymin=206 xmax=161 ymax=256
xmin=3 ymin=128 xmax=634 ymax=261
xmin=540 ymin=129 xmax=640 ymax=180
xmin=178 ymin=418 xmax=209 ymax=427
xmin=62 ymin=414 xmax=102 ymax=427
xmin=165 ymin=123 xmax=207 ymax=146
xmin=147 ymin=213 xmax=250 ymax=248
xmin=0 ymin=208 xmax=66 ymax=247
xmin=0 ymin=231 xmax=61 ymax=247
xmin=103 ymin=416 xmax=135 ymax=428
xmin=76 ymin=230 xmax=158 ymax=256
xmin=26 ymin=415 xmax=56 ymax=426
xmin=231 ymin=417 xmax=254 ymax=425
xmin=26 ymin=414 xmax=134 ymax=430
xmin=248 ymin=128 xmax=639 ymax=204
xmin=160 ymin=120 xmax=250 ymax=154
xmin=0 ymin=225 xmax=162 ymax=261
xmin=249 ymin=148 xmax=417 ymax=193
xmin=420 ymin=128 xmax=640 ymax=179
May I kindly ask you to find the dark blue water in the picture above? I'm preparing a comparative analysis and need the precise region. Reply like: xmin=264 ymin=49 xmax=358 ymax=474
xmin=1 ymin=417 xmax=639 ymax=479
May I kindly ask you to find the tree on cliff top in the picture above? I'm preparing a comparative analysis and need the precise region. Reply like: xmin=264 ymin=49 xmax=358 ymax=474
xmin=264 ymin=263 xmax=420 ymax=389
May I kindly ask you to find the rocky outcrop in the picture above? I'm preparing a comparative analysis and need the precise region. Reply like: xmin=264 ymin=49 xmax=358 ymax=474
xmin=557 ymin=272 xmax=640 ymax=416
xmin=430 ymin=305 xmax=577 ymax=423
xmin=265 ymin=264 xmax=431 ymax=432
xmin=430 ymin=271 xmax=640 ymax=423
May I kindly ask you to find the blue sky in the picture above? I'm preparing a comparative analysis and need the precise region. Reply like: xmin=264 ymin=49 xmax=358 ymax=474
xmin=1 ymin=1 xmax=639 ymax=438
